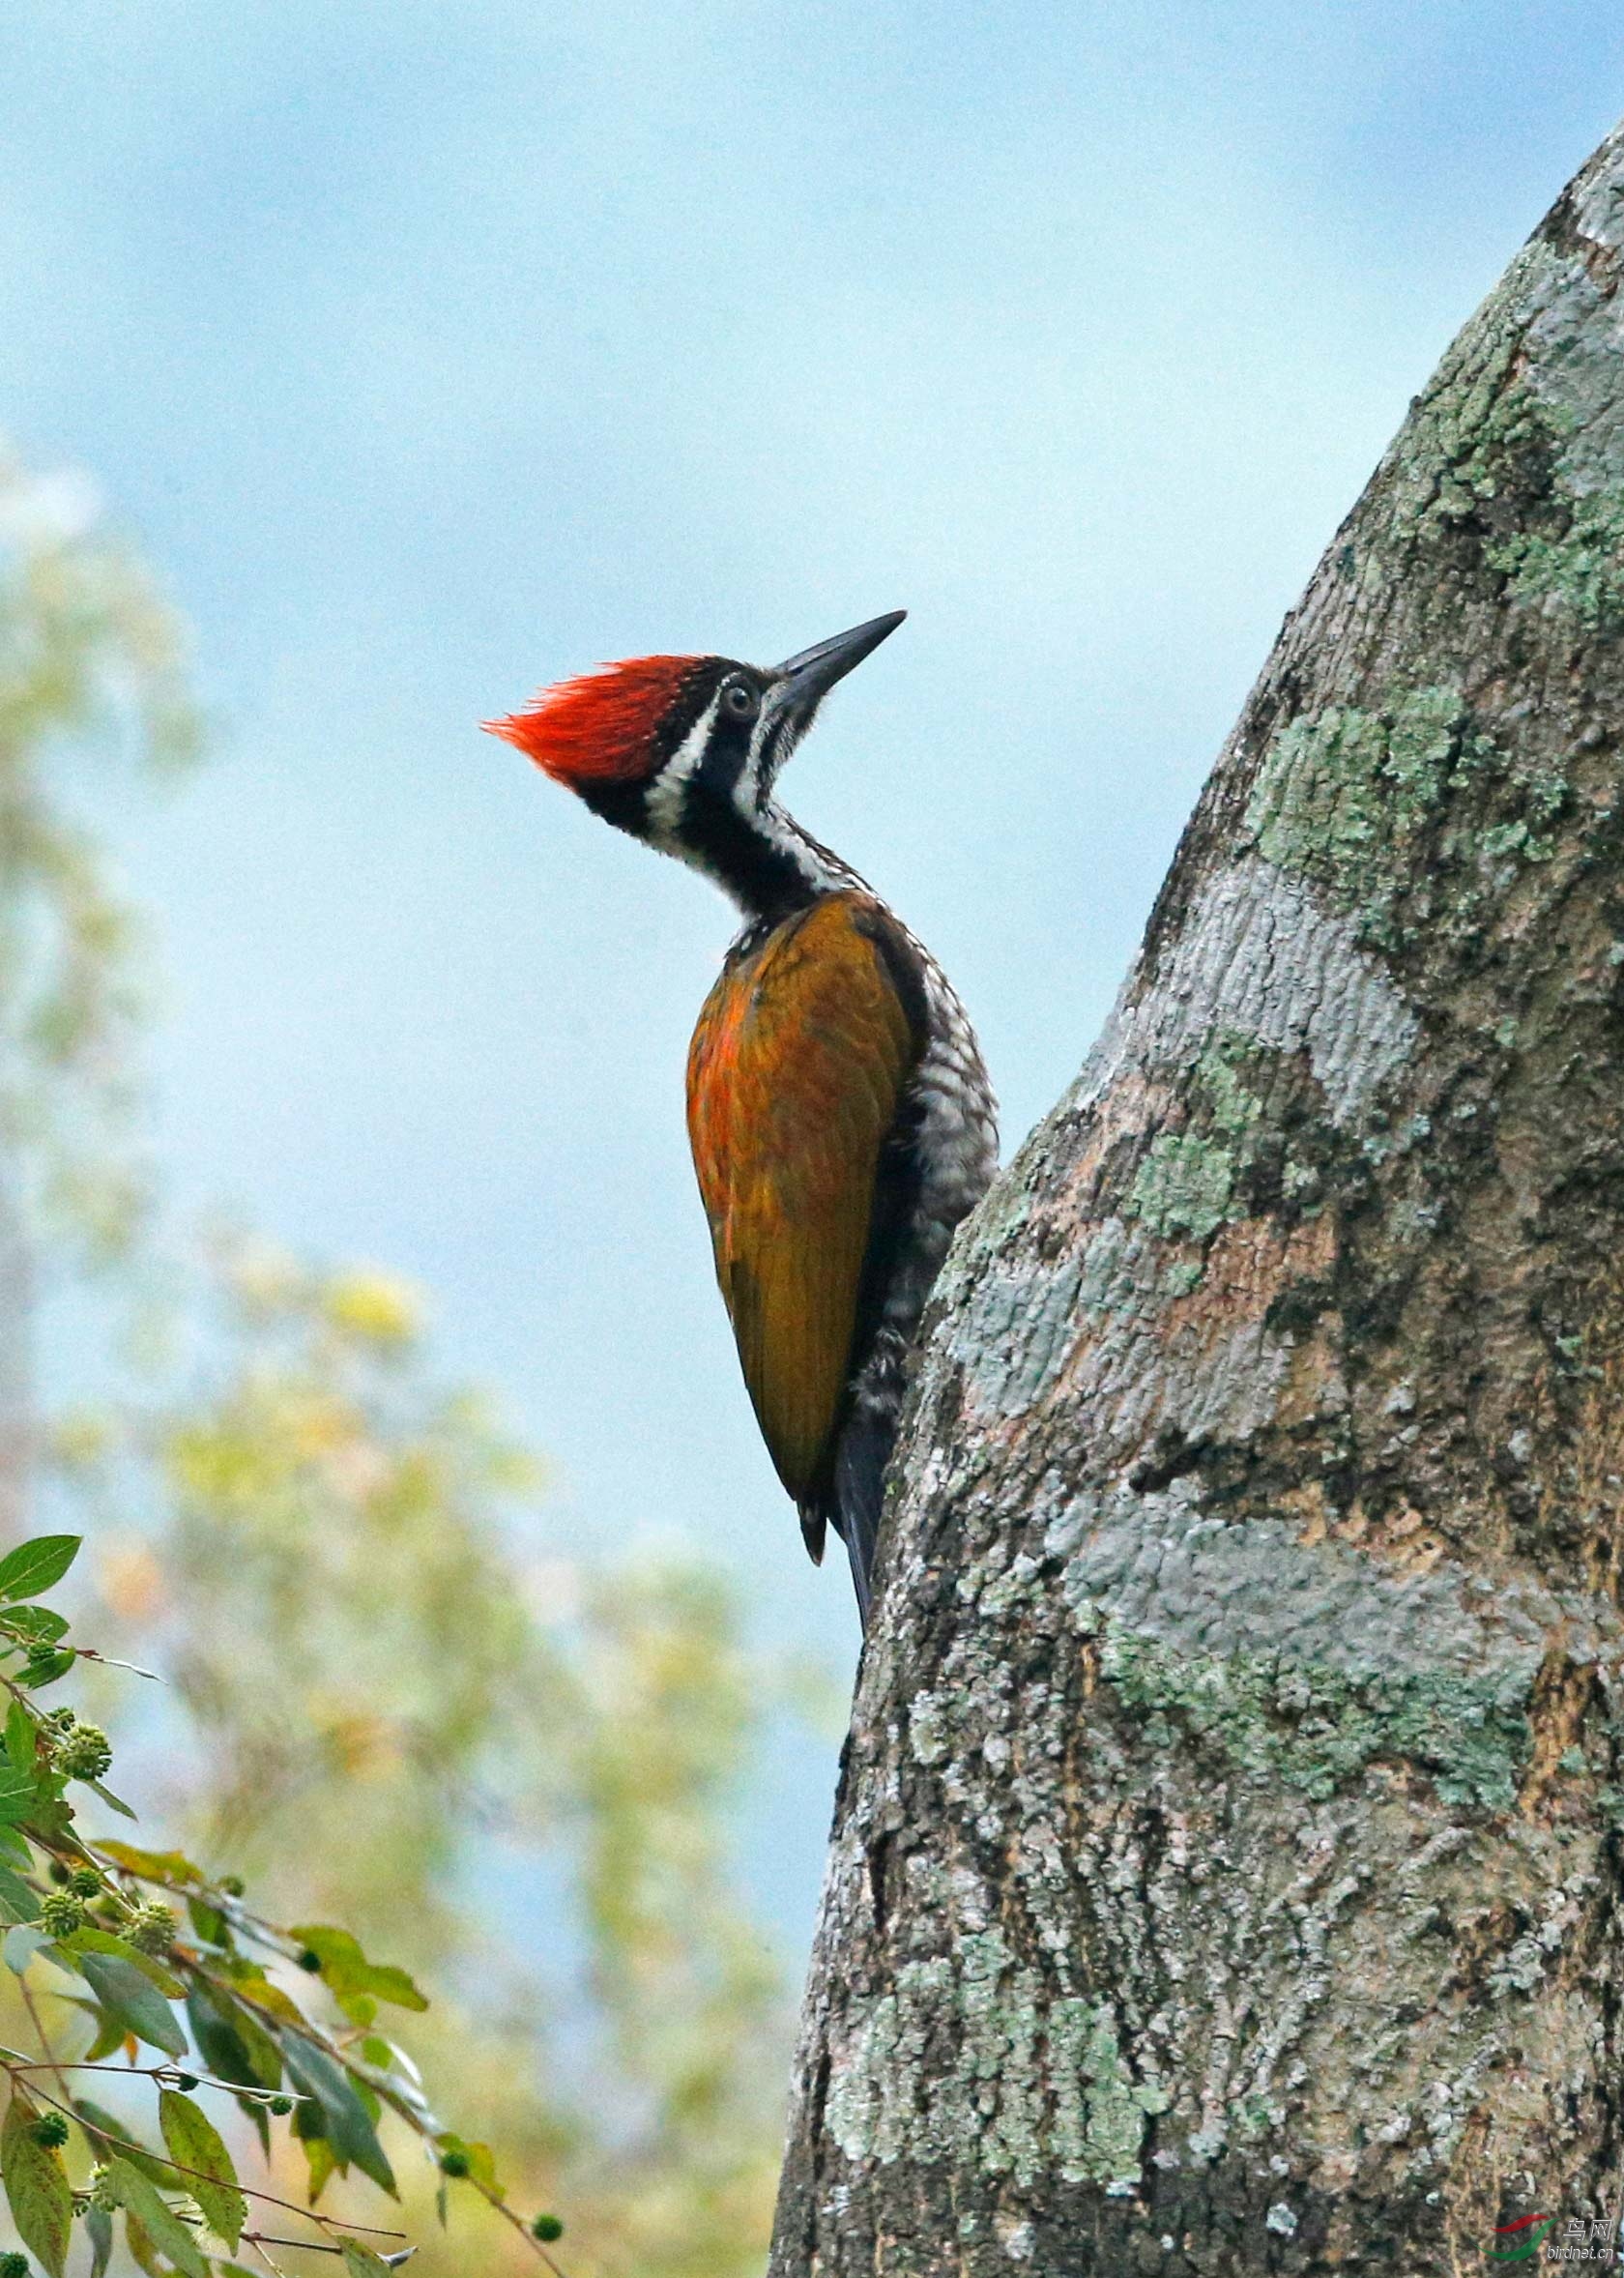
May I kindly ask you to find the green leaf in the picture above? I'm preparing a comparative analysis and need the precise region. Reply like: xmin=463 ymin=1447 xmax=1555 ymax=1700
xmin=182 ymin=1997 xmax=275 ymax=2160
xmin=0 ymin=1535 xmax=80 ymax=1602
xmin=75 ymin=2003 xmax=134 ymax=2062
xmin=72 ymin=2100 xmax=178 ymax=2190
xmin=93 ymin=1841 xmax=201 ymax=1884
xmin=186 ymin=1894 xmax=227 ymax=1948
xmin=0 ymin=1861 xmax=39 ymax=1925
xmin=289 ymin=1925 xmax=427 ymax=2013
xmin=302 ymin=2129 xmax=338 ymax=2205
xmin=218 ymin=1959 xmax=303 ymax=2026
xmin=65 ymin=1928 xmax=186 ymax=1996
xmin=86 ymin=2201 xmax=114 ymax=2278
xmin=104 ymin=2154 xmax=210 ymax=2278
xmin=123 ymin=2211 xmax=167 ymax=2277
xmin=27 ymin=1797 xmax=70 ymax=1846
xmin=85 ymin=1777 xmax=137 ymax=1821
xmin=342 ymin=2243 xmax=395 ymax=2277
xmin=436 ymin=2132 xmax=502 ymax=2197
xmin=3 ymin=1702 xmax=34 ymax=1774
xmin=4 ymin=1925 xmax=50 ymax=1974
xmin=0 ymin=1768 xmax=40 ymax=1825
xmin=1 ymin=2093 xmax=73 ymax=2278
xmin=202 ymin=1986 xmax=282 ymax=2087
xmin=159 ymin=2088 xmax=246 ymax=2251
xmin=75 ymin=1950 xmax=188 ymax=2057
xmin=18 ymin=1649 xmax=76 ymax=1691
xmin=186 ymin=1988 xmax=265 ymax=2089
xmin=281 ymin=2033 xmax=396 ymax=2194
xmin=234 ymin=2088 xmax=270 ymax=2156
xmin=0 ymin=1607 xmax=71 ymax=1646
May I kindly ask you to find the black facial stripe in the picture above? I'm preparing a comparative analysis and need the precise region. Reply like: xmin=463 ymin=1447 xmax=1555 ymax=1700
xmin=578 ymin=775 xmax=654 ymax=837
xmin=652 ymin=660 xmax=726 ymax=764
xmin=676 ymin=791 xmax=817 ymax=925
xmin=578 ymin=657 xmax=730 ymax=842
xmin=756 ymin=708 xmax=799 ymax=796
xmin=692 ymin=706 xmax=755 ymax=805
xmin=578 ymin=653 xmax=819 ymax=924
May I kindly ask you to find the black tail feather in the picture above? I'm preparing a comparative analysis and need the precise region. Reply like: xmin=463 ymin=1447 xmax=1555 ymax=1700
xmin=839 ymin=1521 xmax=871 ymax=1626
xmin=829 ymin=1408 xmax=893 ymax=1628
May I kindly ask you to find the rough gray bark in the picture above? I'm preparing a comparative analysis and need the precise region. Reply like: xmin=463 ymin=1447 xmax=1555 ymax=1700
xmin=771 ymin=123 xmax=1624 ymax=2276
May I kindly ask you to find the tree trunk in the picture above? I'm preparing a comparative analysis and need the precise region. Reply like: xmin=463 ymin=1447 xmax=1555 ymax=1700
xmin=771 ymin=120 xmax=1624 ymax=2277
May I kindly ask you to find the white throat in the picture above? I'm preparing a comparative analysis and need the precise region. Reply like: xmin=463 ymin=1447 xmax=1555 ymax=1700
xmin=643 ymin=693 xmax=868 ymax=917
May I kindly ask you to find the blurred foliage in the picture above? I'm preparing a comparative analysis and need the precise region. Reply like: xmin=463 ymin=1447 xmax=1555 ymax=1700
xmin=0 ymin=1525 xmax=546 ymax=2278
xmin=0 ymin=445 xmax=813 ymax=2275
xmin=0 ymin=446 xmax=199 ymax=1258
xmin=67 ymin=1244 xmax=792 ymax=2276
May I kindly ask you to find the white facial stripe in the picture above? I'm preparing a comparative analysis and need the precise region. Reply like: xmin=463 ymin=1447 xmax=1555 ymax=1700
xmin=742 ymin=698 xmax=802 ymax=807
xmin=752 ymin=802 xmax=857 ymax=894
xmin=644 ymin=689 xmax=721 ymax=852
xmin=643 ymin=680 xmax=857 ymax=910
xmin=740 ymin=705 xmax=776 ymax=805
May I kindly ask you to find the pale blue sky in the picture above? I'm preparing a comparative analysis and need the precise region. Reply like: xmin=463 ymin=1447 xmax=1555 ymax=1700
xmin=3 ymin=2 xmax=1620 ymax=1947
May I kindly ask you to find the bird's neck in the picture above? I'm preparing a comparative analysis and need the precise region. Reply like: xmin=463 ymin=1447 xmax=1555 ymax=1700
xmin=677 ymin=797 xmax=866 ymax=928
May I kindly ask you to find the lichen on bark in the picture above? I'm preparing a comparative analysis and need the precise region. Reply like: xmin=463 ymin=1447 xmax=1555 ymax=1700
xmin=770 ymin=118 xmax=1624 ymax=2278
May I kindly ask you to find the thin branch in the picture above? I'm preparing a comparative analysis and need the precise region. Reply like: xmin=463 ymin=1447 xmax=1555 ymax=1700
xmin=73 ymin=1648 xmax=160 ymax=1679
xmin=246 ymin=2236 xmax=415 ymax=2266
xmin=21 ymin=2079 xmax=406 ymax=2240
xmin=216 ymin=1975 xmax=571 ymax=2277
xmin=17 ymin=1971 xmax=71 ymax=2107
xmin=3 ymin=2054 xmax=287 ymax=2103
xmin=37 ymin=1844 xmax=570 ymax=2275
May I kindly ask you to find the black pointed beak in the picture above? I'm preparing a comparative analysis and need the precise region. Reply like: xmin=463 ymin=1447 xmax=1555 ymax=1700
xmin=763 ymin=609 xmax=906 ymax=739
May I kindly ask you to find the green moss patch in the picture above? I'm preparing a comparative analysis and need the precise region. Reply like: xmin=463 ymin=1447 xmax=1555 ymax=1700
xmin=1126 ymin=1133 xmax=1236 ymax=1243
xmin=1091 ymin=1617 xmax=1531 ymax=1811
xmin=1487 ymin=489 xmax=1624 ymax=633
xmin=1243 ymin=684 xmax=1566 ymax=950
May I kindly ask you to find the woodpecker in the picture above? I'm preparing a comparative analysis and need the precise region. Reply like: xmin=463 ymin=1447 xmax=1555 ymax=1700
xmin=487 ymin=611 xmax=997 ymax=1621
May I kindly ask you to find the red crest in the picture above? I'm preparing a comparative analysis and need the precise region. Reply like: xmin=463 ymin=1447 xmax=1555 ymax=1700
xmin=484 ymin=655 xmax=700 ymax=786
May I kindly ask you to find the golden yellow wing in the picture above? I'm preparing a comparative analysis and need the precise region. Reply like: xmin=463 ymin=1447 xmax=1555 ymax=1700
xmin=685 ymin=893 xmax=918 ymax=1547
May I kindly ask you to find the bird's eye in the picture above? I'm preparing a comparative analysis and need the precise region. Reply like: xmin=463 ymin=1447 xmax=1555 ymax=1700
xmin=723 ymin=682 xmax=759 ymax=720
